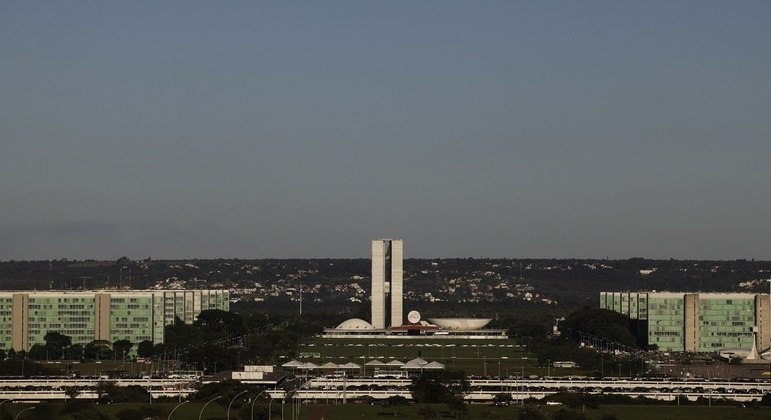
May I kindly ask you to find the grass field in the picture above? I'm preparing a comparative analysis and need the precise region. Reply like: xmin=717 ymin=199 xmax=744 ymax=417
xmin=297 ymin=338 xmax=586 ymax=377
xmin=308 ymin=403 xmax=770 ymax=420
xmin=2 ymin=401 xmax=227 ymax=420
xmin=2 ymin=401 xmax=768 ymax=420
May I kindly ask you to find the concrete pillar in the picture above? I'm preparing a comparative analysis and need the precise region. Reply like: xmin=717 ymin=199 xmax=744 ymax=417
xmin=371 ymin=240 xmax=385 ymax=329
xmin=755 ymin=294 xmax=770 ymax=351
xmin=683 ymin=294 xmax=699 ymax=352
xmin=94 ymin=293 xmax=111 ymax=342
xmin=11 ymin=293 xmax=29 ymax=352
xmin=390 ymin=240 xmax=403 ymax=328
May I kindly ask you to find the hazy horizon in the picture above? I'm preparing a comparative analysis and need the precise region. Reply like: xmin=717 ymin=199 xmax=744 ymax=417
xmin=2 ymin=2 xmax=770 ymax=260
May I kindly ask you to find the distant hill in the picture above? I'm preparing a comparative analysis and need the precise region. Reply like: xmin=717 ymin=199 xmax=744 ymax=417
xmin=1 ymin=258 xmax=769 ymax=319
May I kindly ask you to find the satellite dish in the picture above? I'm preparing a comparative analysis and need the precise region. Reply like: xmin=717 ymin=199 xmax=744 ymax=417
xmin=407 ymin=310 xmax=421 ymax=324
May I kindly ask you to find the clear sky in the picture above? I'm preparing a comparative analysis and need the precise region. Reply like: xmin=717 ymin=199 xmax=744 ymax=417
xmin=1 ymin=1 xmax=770 ymax=260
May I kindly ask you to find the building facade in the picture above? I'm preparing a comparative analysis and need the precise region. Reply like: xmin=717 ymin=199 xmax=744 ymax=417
xmin=0 ymin=290 xmax=229 ymax=352
xmin=600 ymin=291 xmax=770 ymax=352
xmin=371 ymin=239 xmax=404 ymax=329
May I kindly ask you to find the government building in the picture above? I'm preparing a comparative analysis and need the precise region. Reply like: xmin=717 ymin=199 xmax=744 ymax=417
xmin=600 ymin=291 xmax=770 ymax=352
xmin=0 ymin=289 xmax=229 ymax=352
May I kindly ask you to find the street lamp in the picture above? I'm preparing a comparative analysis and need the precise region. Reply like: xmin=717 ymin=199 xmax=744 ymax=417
xmin=167 ymin=400 xmax=189 ymax=420
xmin=251 ymin=389 xmax=268 ymax=420
xmin=227 ymin=390 xmax=248 ymax=420
xmin=14 ymin=407 xmax=35 ymax=420
xmin=199 ymin=395 xmax=221 ymax=420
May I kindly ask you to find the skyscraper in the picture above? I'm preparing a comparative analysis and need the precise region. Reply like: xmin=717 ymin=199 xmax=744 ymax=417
xmin=371 ymin=239 xmax=403 ymax=329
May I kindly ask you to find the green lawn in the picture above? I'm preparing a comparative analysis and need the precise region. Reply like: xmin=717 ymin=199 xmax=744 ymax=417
xmin=3 ymin=402 xmax=229 ymax=420
xmin=2 ymin=401 xmax=768 ymax=420
xmin=297 ymin=338 xmax=588 ymax=377
xmin=311 ymin=403 xmax=771 ymax=420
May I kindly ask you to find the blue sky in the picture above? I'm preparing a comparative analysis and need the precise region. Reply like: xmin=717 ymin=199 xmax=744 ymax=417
xmin=1 ymin=1 xmax=770 ymax=259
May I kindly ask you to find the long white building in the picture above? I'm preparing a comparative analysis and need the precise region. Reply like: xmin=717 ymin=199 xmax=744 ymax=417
xmin=0 ymin=289 xmax=229 ymax=351
xmin=601 ymin=291 xmax=770 ymax=352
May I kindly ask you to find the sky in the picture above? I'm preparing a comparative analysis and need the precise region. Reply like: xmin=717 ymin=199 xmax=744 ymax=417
xmin=1 ymin=1 xmax=770 ymax=260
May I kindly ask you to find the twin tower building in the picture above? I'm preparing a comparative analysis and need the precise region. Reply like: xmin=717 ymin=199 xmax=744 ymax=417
xmin=371 ymin=239 xmax=404 ymax=329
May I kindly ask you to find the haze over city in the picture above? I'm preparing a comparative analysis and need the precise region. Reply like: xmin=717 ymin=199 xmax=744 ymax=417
xmin=1 ymin=1 xmax=770 ymax=260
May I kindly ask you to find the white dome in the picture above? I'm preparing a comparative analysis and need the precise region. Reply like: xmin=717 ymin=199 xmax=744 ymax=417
xmin=336 ymin=318 xmax=375 ymax=330
xmin=427 ymin=318 xmax=492 ymax=330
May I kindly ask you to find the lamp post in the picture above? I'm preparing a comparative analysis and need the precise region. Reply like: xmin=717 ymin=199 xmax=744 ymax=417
xmin=227 ymin=390 xmax=248 ymax=420
xmin=14 ymin=407 xmax=35 ymax=420
xmin=251 ymin=389 xmax=268 ymax=420
xmin=198 ymin=395 xmax=221 ymax=420
xmin=167 ymin=400 xmax=189 ymax=420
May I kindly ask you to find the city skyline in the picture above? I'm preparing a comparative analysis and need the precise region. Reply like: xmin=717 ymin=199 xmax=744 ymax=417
xmin=2 ymin=2 xmax=770 ymax=260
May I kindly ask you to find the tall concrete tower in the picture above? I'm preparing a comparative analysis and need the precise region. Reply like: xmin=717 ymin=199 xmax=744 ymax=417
xmin=371 ymin=239 xmax=403 ymax=329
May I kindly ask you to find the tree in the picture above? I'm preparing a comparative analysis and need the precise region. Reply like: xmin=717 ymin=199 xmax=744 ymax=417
xmin=564 ymin=308 xmax=636 ymax=347
xmin=68 ymin=343 xmax=84 ymax=361
xmin=44 ymin=332 xmax=72 ymax=360
xmin=28 ymin=344 xmax=47 ymax=360
xmin=410 ymin=370 xmax=469 ymax=404
xmin=137 ymin=340 xmax=154 ymax=358
xmin=386 ymin=395 xmax=408 ymax=406
xmin=84 ymin=340 xmax=111 ymax=361
xmin=64 ymin=386 xmax=81 ymax=401
xmin=109 ymin=385 xmax=151 ymax=403
xmin=196 ymin=309 xmax=247 ymax=336
xmin=113 ymin=339 xmax=133 ymax=361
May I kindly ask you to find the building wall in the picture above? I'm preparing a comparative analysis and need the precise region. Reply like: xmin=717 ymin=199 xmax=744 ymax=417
xmin=647 ymin=293 xmax=685 ymax=352
xmin=601 ymin=291 xmax=768 ymax=352
xmin=371 ymin=239 xmax=405 ymax=329
xmin=600 ymin=292 xmax=648 ymax=320
xmin=0 ymin=290 xmax=229 ymax=351
xmin=756 ymin=294 xmax=770 ymax=351
xmin=390 ymin=239 xmax=404 ymax=328
xmin=0 ymin=296 xmax=12 ymax=351
xmin=683 ymin=294 xmax=699 ymax=352
xmin=11 ymin=293 xmax=29 ymax=352
xmin=109 ymin=293 xmax=154 ymax=343
xmin=94 ymin=293 xmax=110 ymax=342
xmin=699 ymin=295 xmax=755 ymax=352
xmin=371 ymin=240 xmax=386 ymax=329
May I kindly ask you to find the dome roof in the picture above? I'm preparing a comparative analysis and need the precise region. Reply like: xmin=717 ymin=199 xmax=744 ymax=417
xmin=336 ymin=318 xmax=375 ymax=330
xmin=427 ymin=318 xmax=492 ymax=330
